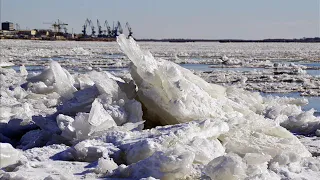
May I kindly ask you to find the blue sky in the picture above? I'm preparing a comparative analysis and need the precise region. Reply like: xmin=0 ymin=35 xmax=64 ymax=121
xmin=1 ymin=0 xmax=319 ymax=39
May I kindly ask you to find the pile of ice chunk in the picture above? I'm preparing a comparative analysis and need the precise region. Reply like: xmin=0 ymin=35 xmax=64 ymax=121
xmin=0 ymin=35 xmax=320 ymax=179
xmin=0 ymin=143 xmax=25 ymax=168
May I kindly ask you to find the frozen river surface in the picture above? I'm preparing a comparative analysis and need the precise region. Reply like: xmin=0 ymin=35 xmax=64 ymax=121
xmin=0 ymin=38 xmax=320 ymax=179
xmin=2 ymin=39 xmax=319 ymax=112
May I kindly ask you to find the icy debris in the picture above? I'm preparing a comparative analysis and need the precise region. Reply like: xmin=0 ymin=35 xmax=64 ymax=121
xmin=226 ymin=87 xmax=264 ymax=114
xmin=0 ymin=161 xmax=89 ymax=180
xmin=112 ymin=149 xmax=195 ymax=180
xmin=0 ymin=143 xmax=24 ymax=168
xmin=26 ymin=61 xmax=77 ymax=100
xmin=219 ymin=113 xmax=312 ymax=158
xmin=117 ymin=35 xmax=311 ymax=158
xmin=57 ymin=85 xmax=99 ymax=115
xmin=140 ymin=177 xmax=159 ymax=180
xmin=71 ymin=47 xmax=90 ymax=55
xmin=94 ymin=157 xmax=118 ymax=174
xmin=87 ymin=98 xmax=117 ymax=131
xmin=200 ymin=64 xmax=320 ymax=96
xmin=263 ymin=96 xmax=320 ymax=135
xmin=13 ymin=86 xmax=27 ymax=99
xmin=26 ymin=68 xmax=55 ymax=86
xmin=74 ymin=74 xmax=95 ymax=90
xmin=268 ymin=154 xmax=320 ymax=179
xmin=0 ymin=61 xmax=14 ymax=67
xmin=298 ymin=136 xmax=320 ymax=157
xmin=23 ymin=144 xmax=69 ymax=161
xmin=28 ymin=81 xmax=55 ymax=94
xmin=0 ymin=37 xmax=320 ymax=179
xmin=243 ymin=153 xmax=272 ymax=165
xmin=70 ymin=139 xmax=120 ymax=162
xmin=205 ymin=153 xmax=246 ymax=180
xmin=55 ymin=69 xmax=143 ymax=141
xmin=84 ymin=71 xmax=143 ymax=126
xmin=118 ymin=34 xmax=227 ymax=125
xmin=118 ymin=119 xmax=228 ymax=165
xmin=270 ymin=152 xmax=301 ymax=166
xmin=281 ymin=109 xmax=320 ymax=135
xmin=57 ymin=97 xmax=141 ymax=141
xmin=88 ymin=71 xmax=124 ymax=98
xmin=185 ymin=137 xmax=225 ymax=164
xmin=204 ymin=153 xmax=285 ymax=180
xmin=20 ymin=65 xmax=28 ymax=76
xmin=50 ymin=61 xmax=77 ymax=100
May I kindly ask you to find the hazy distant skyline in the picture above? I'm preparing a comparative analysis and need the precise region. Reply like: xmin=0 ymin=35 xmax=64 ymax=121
xmin=1 ymin=0 xmax=319 ymax=39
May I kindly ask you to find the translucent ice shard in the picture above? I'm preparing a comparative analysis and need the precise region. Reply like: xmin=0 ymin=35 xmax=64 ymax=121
xmin=50 ymin=61 xmax=77 ymax=100
xmin=205 ymin=153 xmax=246 ymax=180
xmin=0 ymin=143 xmax=23 ymax=168
xmin=117 ymin=35 xmax=227 ymax=125
xmin=117 ymin=35 xmax=312 ymax=158
xmin=113 ymin=149 xmax=195 ymax=179
xmin=87 ymin=98 xmax=117 ymax=134
xmin=26 ymin=61 xmax=77 ymax=100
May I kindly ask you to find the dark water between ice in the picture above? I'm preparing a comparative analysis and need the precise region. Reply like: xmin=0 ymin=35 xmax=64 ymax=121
xmin=181 ymin=63 xmax=319 ymax=76
xmin=11 ymin=65 xmax=45 ymax=72
xmin=103 ymin=53 xmax=125 ymax=59
xmin=8 ymin=57 xmax=320 ymax=116
xmin=180 ymin=64 xmax=264 ymax=72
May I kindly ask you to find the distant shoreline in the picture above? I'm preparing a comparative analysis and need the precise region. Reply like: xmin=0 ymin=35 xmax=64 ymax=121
xmin=137 ymin=37 xmax=320 ymax=43
xmin=1 ymin=37 xmax=320 ymax=43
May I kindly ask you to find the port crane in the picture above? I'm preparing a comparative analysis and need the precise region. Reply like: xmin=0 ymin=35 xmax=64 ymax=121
xmin=43 ymin=19 xmax=68 ymax=38
xmin=104 ymin=20 xmax=112 ymax=37
xmin=63 ymin=27 xmax=68 ymax=34
xmin=111 ymin=21 xmax=123 ymax=37
xmin=88 ymin=20 xmax=96 ymax=37
xmin=82 ymin=19 xmax=89 ymax=37
xmin=79 ymin=20 xmax=134 ymax=39
xmin=44 ymin=19 xmax=68 ymax=33
xmin=125 ymin=22 xmax=133 ymax=38
xmin=15 ymin=23 xmax=20 ymax=30
xmin=97 ymin=19 xmax=104 ymax=37
xmin=111 ymin=22 xmax=117 ymax=37
xmin=117 ymin=21 xmax=123 ymax=34
xmin=82 ymin=18 xmax=96 ymax=37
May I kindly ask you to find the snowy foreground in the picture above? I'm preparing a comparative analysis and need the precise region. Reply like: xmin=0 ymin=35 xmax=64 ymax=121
xmin=1 ymin=36 xmax=320 ymax=179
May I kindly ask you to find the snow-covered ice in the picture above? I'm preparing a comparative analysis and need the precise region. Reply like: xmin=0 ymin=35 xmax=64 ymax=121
xmin=0 ymin=36 xmax=320 ymax=179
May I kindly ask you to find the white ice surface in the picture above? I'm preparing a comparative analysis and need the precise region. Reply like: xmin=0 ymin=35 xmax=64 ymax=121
xmin=0 ymin=36 xmax=319 ymax=180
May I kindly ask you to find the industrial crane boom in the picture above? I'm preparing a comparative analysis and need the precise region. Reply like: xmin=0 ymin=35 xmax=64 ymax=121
xmin=125 ymin=22 xmax=133 ymax=38
xmin=82 ymin=18 xmax=90 ymax=36
xmin=97 ymin=19 xmax=103 ymax=36
xmin=117 ymin=21 xmax=123 ymax=34
xmin=104 ymin=20 xmax=112 ymax=37
xmin=87 ymin=19 xmax=96 ymax=36
xmin=43 ymin=19 xmax=68 ymax=37
xmin=15 ymin=23 xmax=20 ymax=30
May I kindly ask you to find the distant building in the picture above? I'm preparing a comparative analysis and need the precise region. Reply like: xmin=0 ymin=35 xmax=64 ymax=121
xmin=2 ymin=21 xmax=14 ymax=31
xmin=16 ymin=30 xmax=32 ymax=39
xmin=30 ymin=29 xmax=53 ymax=37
